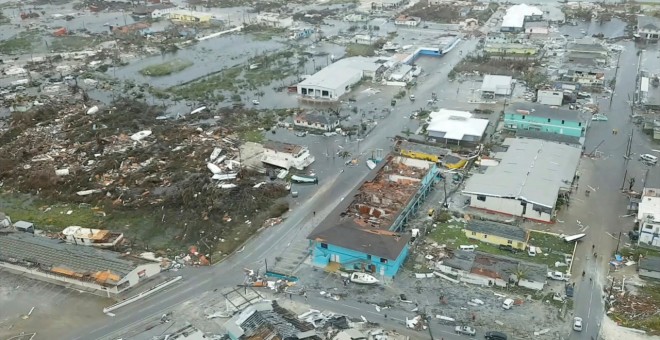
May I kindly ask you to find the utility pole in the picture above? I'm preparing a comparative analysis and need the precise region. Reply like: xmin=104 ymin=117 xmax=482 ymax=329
xmin=620 ymin=169 xmax=628 ymax=191
xmin=609 ymin=52 xmax=621 ymax=108
xmin=615 ymin=231 xmax=623 ymax=254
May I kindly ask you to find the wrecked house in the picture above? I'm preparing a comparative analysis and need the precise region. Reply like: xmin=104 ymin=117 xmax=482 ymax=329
xmin=308 ymin=155 xmax=439 ymax=278
xmin=261 ymin=141 xmax=315 ymax=171
xmin=222 ymin=301 xmax=319 ymax=340
xmin=0 ymin=232 xmax=162 ymax=295
xmin=436 ymin=250 xmax=548 ymax=290
xmin=61 ymin=226 xmax=124 ymax=248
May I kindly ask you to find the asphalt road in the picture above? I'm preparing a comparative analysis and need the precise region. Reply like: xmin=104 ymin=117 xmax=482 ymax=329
xmin=70 ymin=39 xmax=479 ymax=340
xmin=567 ymin=40 xmax=651 ymax=340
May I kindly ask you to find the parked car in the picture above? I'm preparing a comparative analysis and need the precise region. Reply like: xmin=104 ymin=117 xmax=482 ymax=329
xmin=547 ymin=271 xmax=570 ymax=281
xmin=565 ymin=283 xmax=574 ymax=298
xmin=295 ymin=131 xmax=307 ymax=137
xmin=639 ymin=153 xmax=658 ymax=165
xmin=573 ymin=317 xmax=583 ymax=331
xmin=527 ymin=246 xmax=537 ymax=257
xmin=455 ymin=326 xmax=476 ymax=336
xmin=498 ymin=244 xmax=518 ymax=253
xmin=592 ymin=114 xmax=608 ymax=121
xmin=484 ymin=331 xmax=508 ymax=340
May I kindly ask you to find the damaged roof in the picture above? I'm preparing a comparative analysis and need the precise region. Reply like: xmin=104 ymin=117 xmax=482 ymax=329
xmin=507 ymin=102 xmax=585 ymax=123
xmin=0 ymin=232 xmax=151 ymax=282
xmin=223 ymin=300 xmax=319 ymax=340
xmin=264 ymin=140 xmax=304 ymax=154
xmin=397 ymin=140 xmax=450 ymax=157
xmin=447 ymin=250 xmax=547 ymax=283
xmin=466 ymin=220 xmax=528 ymax=242
xmin=639 ymin=256 xmax=660 ymax=272
xmin=295 ymin=112 xmax=337 ymax=125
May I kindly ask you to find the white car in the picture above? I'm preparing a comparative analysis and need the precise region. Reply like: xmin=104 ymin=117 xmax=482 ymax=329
xmin=502 ymin=298 xmax=514 ymax=310
xmin=455 ymin=325 xmax=476 ymax=336
xmin=252 ymin=100 xmax=260 ymax=105
xmin=573 ymin=317 xmax=583 ymax=331
xmin=547 ymin=271 xmax=570 ymax=281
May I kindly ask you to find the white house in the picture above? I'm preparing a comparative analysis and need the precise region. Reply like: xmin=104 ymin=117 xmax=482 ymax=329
xmin=637 ymin=16 xmax=660 ymax=42
xmin=463 ymin=138 xmax=581 ymax=223
xmin=501 ymin=4 xmax=543 ymax=33
xmin=537 ymin=90 xmax=563 ymax=106
xmin=426 ymin=109 xmax=489 ymax=145
xmin=394 ymin=15 xmax=421 ymax=27
xmin=481 ymin=75 xmax=513 ymax=97
xmin=0 ymin=232 xmax=162 ymax=295
xmin=261 ymin=141 xmax=315 ymax=171
xmin=294 ymin=112 xmax=340 ymax=131
xmin=297 ymin=57 xmax=384 ymax=101
xmin=637 ymin=188 xmax=660 ymax=248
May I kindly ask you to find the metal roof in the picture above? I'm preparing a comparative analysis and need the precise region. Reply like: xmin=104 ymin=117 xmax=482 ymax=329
xmin=427 ymin=109 xmax=489 ymax=142
xmin=466 ymin=220 xmax=527 ymax=242
xmin=398 ymin=140 xmax=450 ymax=157
xmin=481 ymin=75 xmax=512 ymax=93
xmin=0 ymin=232 xmax=147 ymax=279
xmin=639 ymin=256 xmax=660 ymax=272
xmin=501 ymin=4 xmax=542 ymax=28
xmin=507 ymin=102 xmax=585 ymax=123
xmin=515 ymin=130 xmax=582 ymax=146
xmin=463 ymin=138 xmax=581 ymax=208
xmin=298 ymin=57 xmax=382 ymax=91
xmin=638 ymin=15 xmax=660 ymax=31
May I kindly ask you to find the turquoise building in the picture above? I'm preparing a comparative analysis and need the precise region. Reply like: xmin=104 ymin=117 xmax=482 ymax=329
xmin=307 ymin=155 xmax=439 ymax=278
xmin=504 ymin=102 xmax=587 ymax=138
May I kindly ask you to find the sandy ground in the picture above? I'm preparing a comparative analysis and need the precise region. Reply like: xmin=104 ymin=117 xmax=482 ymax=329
xmin=600 ymin=317 xmax=660 ymax=340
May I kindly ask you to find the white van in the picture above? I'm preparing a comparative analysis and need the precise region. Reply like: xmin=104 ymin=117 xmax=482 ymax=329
xmin=502 ymin=298 xmax=514 ymax=310
xmin=527 ymin=246 xmax=537 ymax=257
xmin=640 ymin=154 xmax=658 ymax=165
xmin=459 ymin=245 xmax=477 ymax=252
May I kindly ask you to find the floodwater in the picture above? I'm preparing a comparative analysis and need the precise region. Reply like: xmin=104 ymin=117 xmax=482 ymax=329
xmin=108 ymin=35 xmax=285 ymax=88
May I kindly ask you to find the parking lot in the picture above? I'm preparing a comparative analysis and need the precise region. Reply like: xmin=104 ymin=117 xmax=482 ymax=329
xmin=0 ymin=269 xmax=109 ymax=339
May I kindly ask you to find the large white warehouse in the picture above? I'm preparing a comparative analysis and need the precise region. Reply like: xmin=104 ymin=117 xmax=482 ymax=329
xmin=297 ymin=57 xmax=384 ymax=101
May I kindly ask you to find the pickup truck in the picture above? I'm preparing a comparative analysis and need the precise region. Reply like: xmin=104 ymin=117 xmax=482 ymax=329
xmin=547 ymin=271 xmax=571 ymax=281
xmin=455 ymin=326 xmax=476 ymax=336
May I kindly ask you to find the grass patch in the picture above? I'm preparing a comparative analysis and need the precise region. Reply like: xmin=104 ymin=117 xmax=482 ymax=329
xmin=621 ymin=245 xmax=660 ymax=259
xmin=51 ymin=36 xmax=100 ymax=52
xmin=239 ymin=129 xmax=265 ymax=143
xmin=243 ymin=24 xmax=287 ymax=41
xmin=0 ymin=30 xmax=40 ymax=55
xmin=346 ymin=43 xmax=375 ymax=57
xmin=139 ymin=59 xmax=194 ymax=77
xmin=429 ymin=223 xmax=573 ymax=268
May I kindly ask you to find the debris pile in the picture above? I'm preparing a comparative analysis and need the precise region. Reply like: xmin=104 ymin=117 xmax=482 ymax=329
xmin=0 ymin=98 xmax=288 ymax=249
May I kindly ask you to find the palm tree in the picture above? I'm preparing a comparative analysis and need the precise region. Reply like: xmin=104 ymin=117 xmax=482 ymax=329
xmin=513 ymin=264 xmax=528 ymax=286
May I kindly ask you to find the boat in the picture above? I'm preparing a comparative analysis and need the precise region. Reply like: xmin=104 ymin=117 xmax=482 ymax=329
xmin=61 ymin=226 xmax=124 ymax=248
xmin=350 ymin=272 xmax=379 ymax=285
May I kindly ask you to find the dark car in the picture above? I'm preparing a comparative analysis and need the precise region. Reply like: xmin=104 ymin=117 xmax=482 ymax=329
xmin=498 ymin=245 xmax=518 ymax=253
xmin=565 ymin=283 xmax=574 ymax=298
xmin=484 ymin=331 xmax=508 ymax=340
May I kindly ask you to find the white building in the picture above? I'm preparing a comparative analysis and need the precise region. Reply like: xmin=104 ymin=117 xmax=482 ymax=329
xmin=501 ymin=4 xmax=543 ymax=33
xmin=426 ymin=109 xmax=489 ymax=145
xmin=261 ymin=141 xmax=315 ymax=171
xmin=481 ymin=75 xmax=513 ymax=97
xmin=62 ymin=226 xmax=124 ymax=248
xmin=637 ymin=188 xmax=660 ymax=248
xmin=297 ymin=57 xmax=384 ymax=101
xmin=0 ymin=232 xmax=162 ymax=295
xmin=463 ymin=138 xmax=581 ymax=223
xmin=294 ymin=112 xmax=340 ymax=131
xmin=537 ymin=90 xmax=563 ymax=106
xmin=637 ymin=16 xmax=660 ymax=42
xmin=394 ymin=15 xmax=421 ymax=27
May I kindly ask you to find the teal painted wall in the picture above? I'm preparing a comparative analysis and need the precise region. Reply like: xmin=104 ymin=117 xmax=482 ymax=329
xmin=504 ymin=113 xmax=585 ymax=137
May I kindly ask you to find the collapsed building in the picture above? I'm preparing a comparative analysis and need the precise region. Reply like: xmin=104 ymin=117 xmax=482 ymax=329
xmin=307 ymin=155 xmax=439 ymax=279
xmin=0 ymin=231 xmax=162 ymax=295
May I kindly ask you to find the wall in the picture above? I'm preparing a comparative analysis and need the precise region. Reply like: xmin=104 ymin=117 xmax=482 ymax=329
xmin=464 ymin=230 xmax=527 ymax=250
xmin=504 ymin=113 xmax=584 ymax=137
xmin=297 ymin=73 xmax=361 ymax=100
xmin=537 ymin=90 xmax=563 ymax=106
xmin=467 ymin=194 xmax=553 ymax=223
xmin=400 ymin=150 xmax=439 ymax=162
xmin=639 ymin=268 xmax=660 ymax=280
xmin=116 ymin=262 xmax=162 ymax=292
xmin=310 ymin=241 xmax=409 ymax=278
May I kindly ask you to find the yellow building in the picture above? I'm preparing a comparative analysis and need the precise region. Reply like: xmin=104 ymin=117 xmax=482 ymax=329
xmin=166 ymin=10 xmax=212 ymax=23
xmin=442 ymin=154 xmax=467 ymax=170
xmin=396 ymin=140 xmax=449 ymax=163
xmin=483 ymin=43 xmax=540 ymax=56
xmin=464 ymin=220 xmax=529 ymax=250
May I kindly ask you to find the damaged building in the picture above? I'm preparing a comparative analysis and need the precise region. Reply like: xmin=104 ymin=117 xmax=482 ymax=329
xmin=223 ymin=301 xmax=319 ymax=340
xmin=261 ymin=141 xmax=315 ymax=171
xmin=307 ymin=155 xmax=439 ymax=278
xmin=0 ymin=232 xmax=162 ymax=295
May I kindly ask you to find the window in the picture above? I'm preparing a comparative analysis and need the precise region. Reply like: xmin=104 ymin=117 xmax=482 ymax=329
xmin=578 ymin=122 xmax=582 ymax=126
xmin=646 ymin=224 xmax=654 ymax=230
xmin=471 ymin=231 xmax=477 ymax=236
xmin=522 ymin=115 xmax=526 ymax=119
xmin=561 ymin=120 xmax=565 ymax=124
xmin=367 ymin=254 xmax=372 ymax=260
xmin=547 ymin=118 xmax=551 ymax=123
xmin=321 ymin=243 xmax=328 ymax=249
xmin=380 ymin=258 xmax=388 ymax=264
xmin=483 ymin=235 xmax=488 ymax=239
xmin=322 ymin=90 xmax=329 ymax=97
xmin=477 ymin=195 xmax=487 ymax=201
xmin=507 ymin=240 xmax=513 ymax=244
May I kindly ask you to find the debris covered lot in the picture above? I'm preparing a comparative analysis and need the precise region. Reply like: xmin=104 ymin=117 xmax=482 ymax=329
xmin=0 ymin=98 xmax=289 ymax=257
